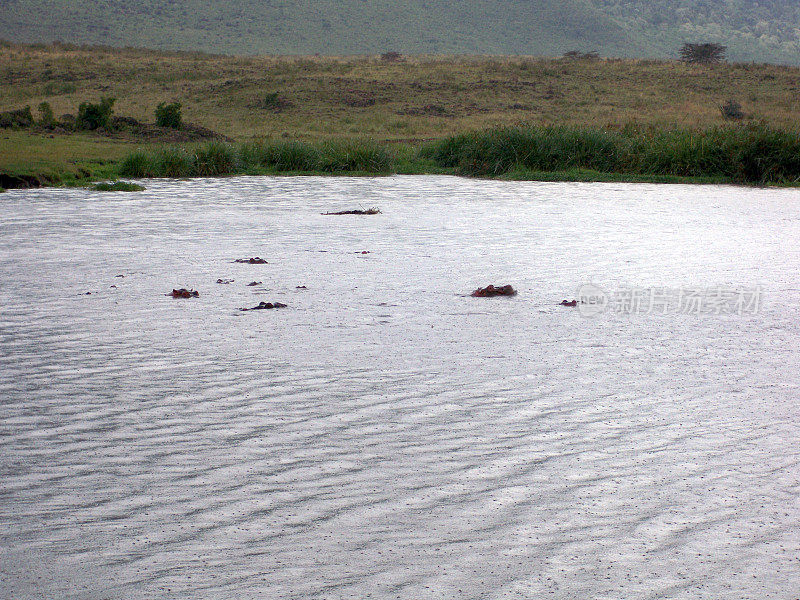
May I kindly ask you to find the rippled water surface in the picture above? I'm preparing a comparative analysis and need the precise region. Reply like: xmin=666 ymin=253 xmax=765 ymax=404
xmin=1 ymin=176 xmax=799 ymax=599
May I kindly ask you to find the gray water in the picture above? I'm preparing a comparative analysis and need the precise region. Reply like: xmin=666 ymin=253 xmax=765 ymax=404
xmin=1 ymin=175 xmax=798 ymax=599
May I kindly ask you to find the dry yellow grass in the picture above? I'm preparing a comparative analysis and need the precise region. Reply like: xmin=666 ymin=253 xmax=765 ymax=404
xmin=2 ymin=42 xmax=800 ymax=144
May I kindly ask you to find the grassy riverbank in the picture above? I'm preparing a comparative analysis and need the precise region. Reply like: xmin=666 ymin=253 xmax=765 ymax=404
xmin=103 ymin=123 xmax=800 ymax=186
xmin=4 ymin=43 xmax=800 ymax=187
xmin=420 ymin=124 xmax=800 ymax=184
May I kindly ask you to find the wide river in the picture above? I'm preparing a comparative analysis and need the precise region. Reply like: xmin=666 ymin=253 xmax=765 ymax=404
xmin=1 ymin=176 xmax=798 ymax=599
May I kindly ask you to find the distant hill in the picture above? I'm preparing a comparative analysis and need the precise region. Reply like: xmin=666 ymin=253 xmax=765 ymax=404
xmin=591 ymin=0 xmax=800 ymax=64
xmin=1 ymin=0 xmax=799 ymax=64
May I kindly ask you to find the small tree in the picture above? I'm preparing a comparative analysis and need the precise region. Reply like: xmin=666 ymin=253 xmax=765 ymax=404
xmin=76 ymin=97 xmax=115 ymax=130
xmin=37 ymin=101 xmax=55 ymax=128
xmin=155 ymin=101 xmax=182 ymax=129
xmin=680 ymin=43 xmax=727 ymax=64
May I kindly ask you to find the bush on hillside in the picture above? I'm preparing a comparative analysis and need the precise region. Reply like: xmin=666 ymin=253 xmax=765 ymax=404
xmin=38 ymin=102 xmax=56 ymax=128
xmin=76 ymin=97 xmax=115 ymax=130
xmin=155 ymin=101 xmax=182 ymax=129
xmin=0 ymin=106 xmax=34 ymax=128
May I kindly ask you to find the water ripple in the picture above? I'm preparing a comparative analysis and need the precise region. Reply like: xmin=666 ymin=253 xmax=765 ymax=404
xmin=1 ymin=176 xmax=799 ymax=599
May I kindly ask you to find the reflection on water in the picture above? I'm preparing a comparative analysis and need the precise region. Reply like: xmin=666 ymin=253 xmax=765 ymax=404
xmin=1 ymin=176 xmax=799 ymax=599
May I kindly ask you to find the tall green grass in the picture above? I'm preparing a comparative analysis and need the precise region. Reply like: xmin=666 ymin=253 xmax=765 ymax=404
xmin=119 ymin=139 xmax=393 ymax=178
xmin=419 ymin=124 xmax=800 ymax=184
xmin=117 ymin=126 xmax=800 ymax=184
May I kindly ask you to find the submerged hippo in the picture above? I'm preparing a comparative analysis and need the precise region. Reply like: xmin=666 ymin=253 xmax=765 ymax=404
xmin=170 ymin=288 xmax=199 ymax=298
xmin=471 ymin=284 xmax=517 ymax=297
xmin=234 ymin=257 xmax=268 ymax=264
xmin=240 ymin=301 xmax=287 ymax=311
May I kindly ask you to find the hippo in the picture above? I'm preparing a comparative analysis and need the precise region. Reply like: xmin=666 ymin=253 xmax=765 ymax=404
xmin=471 ymin=284 xmax=517 ymax=297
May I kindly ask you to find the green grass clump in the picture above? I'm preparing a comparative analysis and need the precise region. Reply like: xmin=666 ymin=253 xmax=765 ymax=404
xmin=119 ymin=149 xmax=158 ymax=177
xmin=193 ymin=142 xmax=237 ymax=176
xmin=119 ymin=143 xmax=236 ymax=177
xmin=244 ymin=140 xmax=322 ymax=171
xmin=119 ymin=139 xmax=394 ymax=178
xmin=156 ymin=147 xmax=195 ymax=177
xmin=420 ymin=126 xmax=625 ymax=175
xmin=318 ymin=140 xmax=393 ymax=173
xmin=91 ymin=181 xmax=145 ymax=191
xmin=420 ymin=123 xmax=800 ymax=184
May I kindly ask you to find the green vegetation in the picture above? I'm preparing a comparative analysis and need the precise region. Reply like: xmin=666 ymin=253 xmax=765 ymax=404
xmin=0 ymin=105 xmax=33 ymax=128
xmin=119 ymin=139 xmax=393 ymax=177
xmin=155 ymin=102 xmax=182 ymax=129
xmin=0 ymin=129 xmax=133 ymax=187
xmin=76 ymin=97 xmax=115 ymax=130
xmin=594 ymin=1 xmax=800 ymax=64
xmin=91 ymin=181 xmax=145 ymax=191
xmin=109 ymin=123 xmax=800 ymax=185
xmin=37 ymin=101 xmax=55 ymax=127
xmin=420 ymin=124 xmax=800 ymax=184
xmin=2 ymin=0 xmax=800 ymax=63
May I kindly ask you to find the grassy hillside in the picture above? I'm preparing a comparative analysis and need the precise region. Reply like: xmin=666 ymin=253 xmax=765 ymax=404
xmin=2 ymin=43 xmax=800 ymax=184
xmin=0 ymin=0 xmax=640 ymax=57
xmin=3 ymin=43 xmax=799 ymax=140
xmin=2 ymin=0 xmax=800 ymax=63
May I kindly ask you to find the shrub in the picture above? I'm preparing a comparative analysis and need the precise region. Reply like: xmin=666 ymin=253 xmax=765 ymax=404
xmin=720 ymin=99 xmax=744 ymax=120
xmin=680 ymin=43 xmax=727 ymax=64
xmin=0 ymin=106 xmax=34 ymax=128
xmin=37 ymin=102 xmax=56 ymax=128
xmin=155 ymin=102 xmax=182 ymax=129
xmin=76 ymin=97 xmax=115 ymax=130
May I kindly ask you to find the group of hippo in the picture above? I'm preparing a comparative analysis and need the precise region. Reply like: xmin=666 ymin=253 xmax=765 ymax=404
xmin=166 ymin=209 xmax=579 ymax=310
xmin=471 ymin=284 xmax=579 ymax=306
xmin=169 ymin=257 xmax=287 ymax=310
xmin=170 ymin=258 xmax=577 ymax=310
